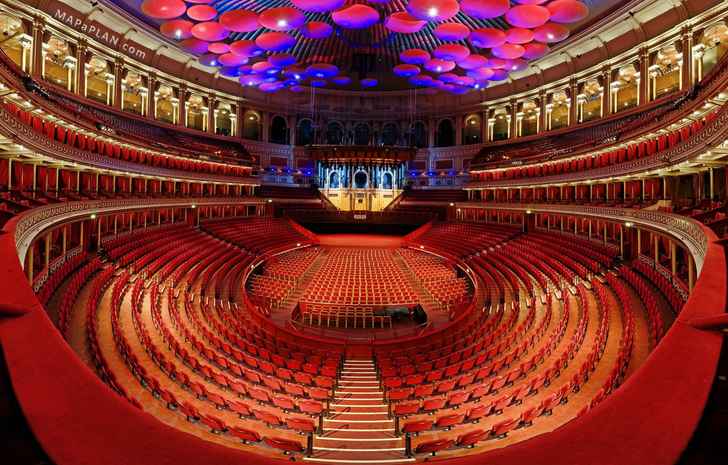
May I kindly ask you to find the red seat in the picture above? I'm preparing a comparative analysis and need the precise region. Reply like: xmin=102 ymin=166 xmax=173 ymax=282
xmin=447 ymin=391 xmax=470 ymax=408
xmin=414 ymin=384 xmax=435 ymax=398
xmin=200 ymin=414 xmax=227 ymax=433
xmin=394 ymin=401 xmax=420 ymax=416
xmin=179 ymin=401 xmax=200 ymax=421
xmin=248 ymin=387 xmax=271 ymax=404
xmin=298 ymin=400 xmax=324 ymax=415
xmin=272 ymin=395 xmax=295 ymax=412
xmin=264 ymin=436 xmax=305 ymax=454
xmin=230 ymin=427 xmax=261 ymax=443
xmin=286 ymin=417 xmax=316 ymax=433
xmin=402 ymin=419 xmax=433 ymax=435
xmin=388 ymin=388 xmax=413 ymax=401
xmin=284 ymin=383 xmax=305 ymax=397
xmin=519 ymin=405 xmax=543 ymax=427
xmin=491 ymin=417 xmax=519 ymax=438
xmin=422 ymin=397 xmax=446 ymax=413
xmin=253 ymin=409 xmax=282 ymax=426
xmin=308 ymin=387 xmax=329 ymax=401
xmin=468 ymin=402 xmax=493 ymax=422
xmin=456 ymin=428 xmax=489 ymax=447
xmin=228 ymin=400 xmax=251 ymax=418
xmin=435 ymin=413 xmax=465 ymax=429
xmin=414 ymin=438 xmax=455 ymax=456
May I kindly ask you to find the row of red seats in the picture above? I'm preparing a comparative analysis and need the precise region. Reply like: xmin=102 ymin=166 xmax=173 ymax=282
xmin=108 ymin=277 xmax=310 ymax=456
xmin=3 ymin=101 xmax=251 ymax=178
xmin=473 ymin=111 xmax=717 ymax=183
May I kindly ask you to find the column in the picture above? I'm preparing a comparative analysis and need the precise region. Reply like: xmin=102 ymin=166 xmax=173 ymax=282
xmin=681 ymin=26 xmax=694 ymax=90
xmin=639 ymin=48 xmax=649 ymax=104
xmin=75 ymin=40 xmax=87 ymax=97
xmin=428 ymin=118 xmax=436 ymax=147
xmin=568 ymin=78 xmax=578 ymax=126
xmin=538 ymin=90 xmax=547 ymax=133
xmin=236 ymin=104 xmax=244 ymax=138
xmin=147 ymin=73 xmax=157 ymax=119
xmin=262 ymin=112 xmax=270 ymax=142
xmin=601 ymin=66 xmax=612 ymax=117
xmin=31 ymin=17 xmax=44 ymax=78
xmin=178 ymin=84 xmax=187 ymax=126
xmin=481 ymin=109 xmax=489 ymax=142
xmin=207 ymin=94 xmax=215 ymax=134
xmin=113 ymin=58 xmax=124 ymax=109
xmin=289 ymin=116 xmax=297 ymax=145
xmin=509 ymin=99 xmax=518 ymax=138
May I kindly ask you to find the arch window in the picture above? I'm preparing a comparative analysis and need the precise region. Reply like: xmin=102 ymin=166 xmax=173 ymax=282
xmin=155 ymin=85 xmax=177 ymax=124
xmin=86 ymin=56 xmax=112 ymax=105
xmin=436 ymin=119 xmax=455 ymax=147
xmin=122 ymin=70 xmax=146 ymax=116
xmin=297 ymin=119 xmax=315 ymax=146
xmin=43 ymin=36 xmax=75 ymax=92
xmin=354 ymin=123 xmax=370 ymax=146
xmin=0 ymin=14 xmax=30 ymax=72
xmin=270 ymin=116 xmax=288 ymax=144
xmin=326 ymin=122 xmax=344 ymax=145
xmin=463 ymin=115 xmax=482 ymax=144
xmin=243 ymin=111 xmax=260 ymax=140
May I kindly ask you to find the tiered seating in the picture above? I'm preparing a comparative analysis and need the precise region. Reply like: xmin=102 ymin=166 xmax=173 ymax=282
xmin=202 ymin=218 xmax=313 ymax=254
xmin=631 ymin=258 xmax=687 ymax=313
xmin=2 ymin=101 xmax=252 ymax=178
xmin=398 ymin=248 xmax=470 ymax=305
xmin=407 ymin=222 xmax=520 ymax=258
xmin=247 ymin=247 xmax=320 ymax=307
xmin=40 ymin=218 xmax=677 ymax=462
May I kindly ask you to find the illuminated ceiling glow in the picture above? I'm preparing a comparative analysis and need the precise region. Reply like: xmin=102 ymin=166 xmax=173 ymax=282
xmin=131 ymin=0 xmax=592 ymax=94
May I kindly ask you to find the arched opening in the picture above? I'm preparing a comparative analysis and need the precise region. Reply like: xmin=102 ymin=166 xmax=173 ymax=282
xmin=329 ymin=171 xmax=340 ymax=188
xmin=297 ymin=119 xmax=315 ymax=146
xmin=243 ymin=112 xmax=260 ymax=140
xmin=354 ymin=171 xmax=368 ymax=189
xmin=270 ymin=115 xmax=288 ymax=144
xmin=436 ymin=119 xmax=455 ymax=147
xmin=412 ymin=121 xmax=427 ymax=148
xmin=326 ymin=122 xmax=344 ymax=145
xmin=463 ymin=115 xmax=481 ymax=144
xmin=354 ymin=124 xmax=370 ymax=146
xmin=382 ymin=172 xmax=393 ymax=189
xmin=0 ymin=14 xmax=30 ymax=72
xmin=382 ymin=123 xmax=399 ymax=146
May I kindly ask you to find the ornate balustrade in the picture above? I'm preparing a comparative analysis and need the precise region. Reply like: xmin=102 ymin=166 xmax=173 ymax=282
xmin=455 ymin=202 xmax=709 ymax=273
xmin=13 ymin=197 xmax=265 ymax=266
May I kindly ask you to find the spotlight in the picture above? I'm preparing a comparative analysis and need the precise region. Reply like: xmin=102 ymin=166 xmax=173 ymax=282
xmin=90 ymin=213 xmax=97 ymax=219
xmin=428 ymin=7 xmax=438 ymax=18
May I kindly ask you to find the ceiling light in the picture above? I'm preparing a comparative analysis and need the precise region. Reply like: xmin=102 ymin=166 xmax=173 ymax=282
xmin=428 ymin=7 xmax=438 ymax=18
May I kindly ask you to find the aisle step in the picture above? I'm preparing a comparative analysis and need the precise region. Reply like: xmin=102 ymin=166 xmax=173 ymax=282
xmin=311 ymin=359 xmax=405 ymax=461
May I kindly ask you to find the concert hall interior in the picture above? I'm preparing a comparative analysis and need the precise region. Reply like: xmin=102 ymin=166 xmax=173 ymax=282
xmin=1 ymin=1 xmax=728 ymax=464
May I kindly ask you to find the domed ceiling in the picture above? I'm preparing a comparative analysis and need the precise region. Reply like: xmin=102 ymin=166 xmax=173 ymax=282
xmin=111 ymin=1 xmax=622 ymax=94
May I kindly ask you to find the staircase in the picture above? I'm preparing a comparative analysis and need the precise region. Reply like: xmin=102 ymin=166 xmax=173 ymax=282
xmin=305 ymin=359 xmax=413 ymax=464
